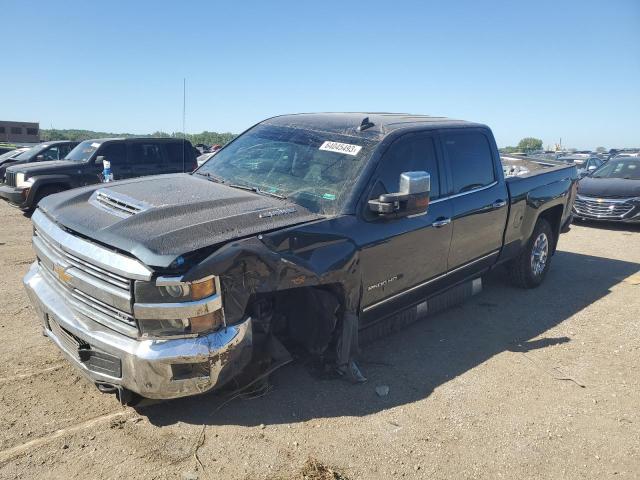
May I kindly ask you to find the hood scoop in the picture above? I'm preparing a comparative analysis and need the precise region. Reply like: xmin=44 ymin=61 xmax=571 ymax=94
xmin=89 ymin=188 xmax=152 ymax=218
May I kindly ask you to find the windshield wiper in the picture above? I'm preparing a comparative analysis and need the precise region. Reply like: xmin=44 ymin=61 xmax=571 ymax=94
xmin=228 ymin=183 xmax=287 ymax=199
xmin=195 ymin=171 xmax=226 ymax=184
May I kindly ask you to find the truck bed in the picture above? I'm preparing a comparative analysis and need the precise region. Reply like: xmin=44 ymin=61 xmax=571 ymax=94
xmin=500 ymin=160 xmax=578 ymax=262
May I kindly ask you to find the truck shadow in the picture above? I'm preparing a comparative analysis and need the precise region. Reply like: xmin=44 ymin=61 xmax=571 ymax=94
xmin=141 ymin=250 xmax=639 ymax=427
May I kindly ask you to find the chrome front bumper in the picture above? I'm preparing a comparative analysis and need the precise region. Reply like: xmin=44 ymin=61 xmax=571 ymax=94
xmin=23 ymin=262 xmax=253 ymax=399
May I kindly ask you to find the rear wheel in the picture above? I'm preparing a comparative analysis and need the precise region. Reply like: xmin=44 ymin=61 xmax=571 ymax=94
xmin=507 ymin=218 xmax=554 ymax=288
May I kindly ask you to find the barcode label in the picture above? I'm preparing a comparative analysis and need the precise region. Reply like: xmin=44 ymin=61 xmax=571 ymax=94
xmin=319 ymin=141 xmax=362 ymax=156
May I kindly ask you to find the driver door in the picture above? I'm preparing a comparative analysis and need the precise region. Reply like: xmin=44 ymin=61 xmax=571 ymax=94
xmin=358 ymin=132 xmax=454 ymax=324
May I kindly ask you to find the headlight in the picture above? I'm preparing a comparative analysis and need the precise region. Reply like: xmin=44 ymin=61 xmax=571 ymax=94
xmin=135 ymin=276 xmax=216 ymax=303
xmin=16 ymin=173 xmax=34 ymax=188
xmin=135 ymin=275 xmax=223 ymax=337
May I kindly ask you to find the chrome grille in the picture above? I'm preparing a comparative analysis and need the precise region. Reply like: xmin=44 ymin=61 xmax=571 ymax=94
xmin=5 ymin=171 xmax=16 ymax=187
xmin=573 ymin=195 xmax=634 ymax=219
xmin=31 ymin=210 xmax=153 ymax=337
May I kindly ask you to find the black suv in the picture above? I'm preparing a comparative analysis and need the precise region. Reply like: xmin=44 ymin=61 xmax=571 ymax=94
xmin=0 ymin=137 xmax=197 ymax=210
xmin=0 ymin=140 xmax=79 ymax=180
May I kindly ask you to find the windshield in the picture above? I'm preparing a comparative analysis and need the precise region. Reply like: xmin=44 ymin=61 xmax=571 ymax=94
xmin=14 ymin=144 xmax=48 ymax=160
xmin=65 ymin=140 xmax=101 ymax=162
xmin=197 ymin=124 xmax=376 ymax=215
xmin=591 ymin=159 xmax=640 ymax=180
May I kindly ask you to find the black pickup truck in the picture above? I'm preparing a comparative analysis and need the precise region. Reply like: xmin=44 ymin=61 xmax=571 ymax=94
xmin=23 ymin=113 xmax=577 ymax=402
xmin=0 ymin=137 xmax=197 ymax=210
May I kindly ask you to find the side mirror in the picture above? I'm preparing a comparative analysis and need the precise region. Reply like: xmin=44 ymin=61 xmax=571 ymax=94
xmin=588 ymin=165 xmax=597 ymax=172
xmin=95 ymin=155 xmax=105 ymax=165
xmin=369 ymin=171 xmax=430 ymax=217
xmin=36 ymin=154 xmax=45 ymax=161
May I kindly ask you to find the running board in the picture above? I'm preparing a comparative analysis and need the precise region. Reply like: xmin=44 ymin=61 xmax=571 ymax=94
xmin=360 ymin=277 xmax=482 ymax=345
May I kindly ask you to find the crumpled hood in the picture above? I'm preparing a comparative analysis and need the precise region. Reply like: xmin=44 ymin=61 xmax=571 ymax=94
xmin=39 ymin=173 xmax=323 ymax=268
xmin=578 ymin=176 xmax=640 ymax=198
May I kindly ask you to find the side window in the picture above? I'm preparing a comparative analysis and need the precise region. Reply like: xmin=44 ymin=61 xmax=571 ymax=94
xmin=443 ymin=132 xmax=496 ymax=194
xmin=165 ymin=143 xmax=186 ymax=164
xmin=129 ymin=143 xmax=164 ymax=165
xmin=99 ymin=143 xmax=127 ymax=166
xmin=42 ymin=146 xmax=60 ymax=161
xmin=58 ymin=144 xmax=73 ymax=158
xmin=376 ymin=134 xmax=440 ymax=199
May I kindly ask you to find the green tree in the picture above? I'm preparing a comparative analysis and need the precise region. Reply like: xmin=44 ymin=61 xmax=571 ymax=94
xmin=40 ymin=128 xmax=237 ymax=146
xmin=596 ymin=146 xmax=606 ymax=153
xmin=517 ymin=137 xmax=543 ymax=152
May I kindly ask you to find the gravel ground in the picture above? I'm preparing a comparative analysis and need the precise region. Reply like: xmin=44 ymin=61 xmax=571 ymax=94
xmin=0 ymin=200 xmax=638 ymax=480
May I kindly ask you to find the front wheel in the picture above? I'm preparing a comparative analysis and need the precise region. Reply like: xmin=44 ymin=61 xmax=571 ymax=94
xmin=507 ymin=218 xmax=554 ymax=288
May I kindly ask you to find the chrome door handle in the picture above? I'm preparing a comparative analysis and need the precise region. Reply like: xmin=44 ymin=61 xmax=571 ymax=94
xmin=492 ymin=199 xmax=507 ymax=208
xmin=431 ymin=217 xmax=451 ymax=228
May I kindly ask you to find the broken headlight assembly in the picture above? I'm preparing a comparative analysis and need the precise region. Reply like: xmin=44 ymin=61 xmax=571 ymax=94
xmin=135 ymin=276 xmax=225 ymax=337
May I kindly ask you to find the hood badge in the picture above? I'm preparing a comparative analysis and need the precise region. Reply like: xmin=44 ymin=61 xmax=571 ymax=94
xmin=259 ymin=207 xmax=296 ymax=219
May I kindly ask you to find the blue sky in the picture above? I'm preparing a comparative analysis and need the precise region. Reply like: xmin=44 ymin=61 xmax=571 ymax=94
xmin=2 ymin=0 xmax=638 ymax=148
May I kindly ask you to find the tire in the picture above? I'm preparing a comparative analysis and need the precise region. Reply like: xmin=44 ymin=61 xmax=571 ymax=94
xmin=507 ymin=218 xmax=554 ymax=289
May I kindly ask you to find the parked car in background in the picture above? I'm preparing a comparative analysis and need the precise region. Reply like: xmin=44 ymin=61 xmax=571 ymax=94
xmin=558 ymin=155 xmax=603 ymax=177
xmin=21 ymin=113 xmax=577 ymax=402
xmin=194 ymin=143 xmax=210 ymax=154
xmin=196 ymin=151 xmax=217 ymax=167
xmin=0 ymin=137 xmax=198 ymax=211
xmin=0 ymin=141 xmax=79 ymax=180
xmin=0 ymin=144 xmax=17 ymax=155
xmin=0 ymin=147 xmax=30 ymax=167
xmin=573 ymin=157 xmax=640 ymax=223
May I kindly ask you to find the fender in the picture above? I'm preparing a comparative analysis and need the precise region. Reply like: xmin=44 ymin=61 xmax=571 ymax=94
xmin=21 ymin=174 xmax=74 ymax=208
xmin=182 ymin=216 xmax=362 ymax=325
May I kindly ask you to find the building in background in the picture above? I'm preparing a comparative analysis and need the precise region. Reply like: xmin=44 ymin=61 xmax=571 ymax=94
xmin=0 ymin=121 xmax=40 ymax=144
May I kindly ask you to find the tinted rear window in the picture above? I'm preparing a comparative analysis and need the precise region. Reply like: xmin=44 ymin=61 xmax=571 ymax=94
xmin=443 ymin=132 xmax=495 ymax=194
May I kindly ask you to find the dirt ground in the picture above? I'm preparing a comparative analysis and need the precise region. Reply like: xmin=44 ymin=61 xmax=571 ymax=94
xmin=0 ymin=199 xmax=638 ymax=480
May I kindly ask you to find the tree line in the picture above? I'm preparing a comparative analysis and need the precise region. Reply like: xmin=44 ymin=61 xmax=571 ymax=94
xmin=500 ymin=137 xmax=543 ymax=154
xmin=40 ymin=129 xmax=237 ymax=147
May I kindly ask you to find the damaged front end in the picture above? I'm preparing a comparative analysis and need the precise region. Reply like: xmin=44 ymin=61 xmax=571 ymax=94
xmin=23 ymin=209 xmax=255 ymax=401
xmin=23 ymin=207 xmax=365 ymax=402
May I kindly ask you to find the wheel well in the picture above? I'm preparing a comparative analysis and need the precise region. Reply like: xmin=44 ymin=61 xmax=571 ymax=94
xmin=245 ymin=285 xmax=345 ymax=356
xmin=33 ymin=183 xmax=68 ymax=198
xmin=538 ymin=205 xmax=564 ymax=252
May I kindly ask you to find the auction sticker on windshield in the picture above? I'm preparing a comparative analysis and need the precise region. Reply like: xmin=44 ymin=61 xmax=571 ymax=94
xmin=319 ymin=141 xmax=362 ymax=156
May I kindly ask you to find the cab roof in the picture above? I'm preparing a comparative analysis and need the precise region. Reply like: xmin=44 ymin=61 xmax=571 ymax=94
xmin=262 ymin=112 xmax=485 ymax=140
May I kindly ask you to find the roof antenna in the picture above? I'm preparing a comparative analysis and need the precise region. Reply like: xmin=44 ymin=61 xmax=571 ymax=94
xmin=182 ymin=78 xmax=186 ymax=172
xmin=357 ymin=116 xmax=375 ymax=132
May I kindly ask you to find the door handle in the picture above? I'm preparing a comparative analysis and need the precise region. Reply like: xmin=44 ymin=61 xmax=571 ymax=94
xmin=431 ymin=217 xmax=451 ymax=228
xmin=492 ymin=199 xmax=507 ymax=208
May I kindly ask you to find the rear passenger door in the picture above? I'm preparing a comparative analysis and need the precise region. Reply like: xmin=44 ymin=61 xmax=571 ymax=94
xmin=128 ymin=142 xmax=166 ymax=177
xmin=442 ymin=130 xmax=508 ymax=272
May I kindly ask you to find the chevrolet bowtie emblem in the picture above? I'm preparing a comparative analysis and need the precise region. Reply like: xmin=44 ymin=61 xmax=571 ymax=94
xmin=53 ymin=264 xmax=73 ymax=284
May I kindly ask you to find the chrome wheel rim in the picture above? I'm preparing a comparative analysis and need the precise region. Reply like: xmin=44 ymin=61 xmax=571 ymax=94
xmin=530 ymin=233 xmax=549 ymax=276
